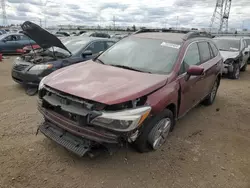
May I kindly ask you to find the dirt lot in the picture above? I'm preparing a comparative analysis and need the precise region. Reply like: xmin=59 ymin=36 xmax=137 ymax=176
xmin=0 ymin=57 xmax=250 ymax=188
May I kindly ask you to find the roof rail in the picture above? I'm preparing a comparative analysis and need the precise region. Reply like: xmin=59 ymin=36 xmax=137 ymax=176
xmin=132 ymin=28 xmax=212 ymax=40
xmin=182 ymin=31 xmax=212 ymax=40
xmin=132 ymin=28 xmax=190 ymax=35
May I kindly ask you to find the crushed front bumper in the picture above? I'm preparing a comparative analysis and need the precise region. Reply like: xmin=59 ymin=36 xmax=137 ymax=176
xmin=39 ymin=121 xmax=91 ymax=157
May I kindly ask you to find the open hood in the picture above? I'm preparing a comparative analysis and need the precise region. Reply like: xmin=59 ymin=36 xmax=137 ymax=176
xmin=21 ymin=21 xmax=71 ymax=54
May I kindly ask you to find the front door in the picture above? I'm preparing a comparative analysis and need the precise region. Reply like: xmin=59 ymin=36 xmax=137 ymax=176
xmin=177 ymin=42 xmax=204 ymax=117
xmin=241 ymin=39 xmax=249 ymax=67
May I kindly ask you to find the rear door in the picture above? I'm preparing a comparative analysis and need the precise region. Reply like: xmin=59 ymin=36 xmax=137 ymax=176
xmin=178 ymin=42 xmax=203 ymax=117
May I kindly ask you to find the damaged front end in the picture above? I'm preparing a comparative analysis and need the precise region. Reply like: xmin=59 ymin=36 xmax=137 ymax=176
xmin=37 ymin=82 xmax=151 ymax=157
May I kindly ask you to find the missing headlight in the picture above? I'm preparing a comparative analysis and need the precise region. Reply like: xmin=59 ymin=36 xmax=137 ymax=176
xmin=105 ymin=96 xmax=147 ymax=111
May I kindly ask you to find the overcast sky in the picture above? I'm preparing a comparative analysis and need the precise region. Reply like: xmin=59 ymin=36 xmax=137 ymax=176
xmin=4 ymin=0 xmax=250 ymax=29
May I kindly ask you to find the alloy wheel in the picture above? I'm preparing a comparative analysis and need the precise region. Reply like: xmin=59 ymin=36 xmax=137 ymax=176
xmin=148 ymin=118 xmax=171 ymax=150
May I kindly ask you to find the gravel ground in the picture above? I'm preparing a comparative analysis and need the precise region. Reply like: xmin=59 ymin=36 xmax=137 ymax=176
xmin=0 ymin=57 xmax=250 ymax=188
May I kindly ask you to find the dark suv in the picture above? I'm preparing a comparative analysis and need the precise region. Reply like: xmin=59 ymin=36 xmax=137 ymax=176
xmin=37 ymin=29 xmax=223 ymax=157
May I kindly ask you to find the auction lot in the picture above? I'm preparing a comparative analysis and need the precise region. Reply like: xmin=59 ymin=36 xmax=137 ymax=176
xmin=0 ymin=57 xmax=250 ymax=188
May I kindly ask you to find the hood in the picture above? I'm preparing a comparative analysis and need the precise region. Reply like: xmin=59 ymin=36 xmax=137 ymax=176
xmin=43 ymin=61 xmax=168 ymax=105
xmin=21 ymin=21 xmax=71 ymax=54
xmin=220 ymin=51 xmax=239 ymax=61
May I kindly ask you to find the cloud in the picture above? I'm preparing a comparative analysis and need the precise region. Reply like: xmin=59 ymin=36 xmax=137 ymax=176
xmin=67 ymin=4 xmax=80 ymax=10
xmin=4 ymin=0 xmax=250 ymax=29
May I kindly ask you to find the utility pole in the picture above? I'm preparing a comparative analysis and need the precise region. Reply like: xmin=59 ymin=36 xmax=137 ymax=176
xmin=164 ymin=19 xmax=167 ymax=28
xmin=176 ymin=16 xmax=179 ymax=29
xmin=113 ymin=15 xmax=116 ymax=30
xmin=39 ymin=18 xmax=42 ymax=27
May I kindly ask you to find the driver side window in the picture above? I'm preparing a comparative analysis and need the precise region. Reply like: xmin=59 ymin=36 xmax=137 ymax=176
xmin=85 ymin=41 xmax=106 ymax=54
xmin=179 ymin=43 xmax=200 ymax=74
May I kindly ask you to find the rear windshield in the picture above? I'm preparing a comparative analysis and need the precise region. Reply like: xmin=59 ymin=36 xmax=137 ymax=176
xmin=98 ymin=37 xmax=181 ymax=74
xmin=213 ymin=39 xmax=240 ymax=51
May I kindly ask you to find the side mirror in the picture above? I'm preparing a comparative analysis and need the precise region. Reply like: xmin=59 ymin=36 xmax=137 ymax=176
xmin=2 ymin=39 xmax=6 ymax=43
xmin=187 ymin=66 xmax=204 ymax=76
xmin=82 ymin=50 xmax=92 ymax=57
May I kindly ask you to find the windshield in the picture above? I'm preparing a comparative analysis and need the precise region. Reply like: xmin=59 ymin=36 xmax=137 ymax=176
xmin=213 ymin=39 xmax=240 ymax=51
xmin=48 ymin=38 xmax=89 ymax=55
xmin=98 ymin=37 xmax=180 ymax=74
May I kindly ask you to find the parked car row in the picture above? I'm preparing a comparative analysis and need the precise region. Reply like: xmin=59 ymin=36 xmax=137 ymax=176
xmin=10 ymin=24 xmax=249 ymax=158
xmin=213 ymin=36 xmax=250 ymax=79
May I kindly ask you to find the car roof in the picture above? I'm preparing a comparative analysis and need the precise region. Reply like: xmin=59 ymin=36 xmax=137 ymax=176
xmin=133 ymin=32 xmax=185 ymax=42
xmin=214 ymin=36 xmax=241 ymax=40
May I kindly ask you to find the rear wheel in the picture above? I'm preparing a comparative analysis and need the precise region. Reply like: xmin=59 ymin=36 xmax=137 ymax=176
xmin=133 ymin=109 xmax=174 ymax=153
xmin=202 ymin=78 xmax=219 ymax=106
xmin=229 ymin=63 xmax=240 ymax=79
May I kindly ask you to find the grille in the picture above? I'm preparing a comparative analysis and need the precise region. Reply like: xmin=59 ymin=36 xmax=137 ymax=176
xmin=13 ymin=64 xmax=29 ymax=71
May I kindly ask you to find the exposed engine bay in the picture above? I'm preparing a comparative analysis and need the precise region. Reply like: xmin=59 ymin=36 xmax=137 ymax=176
xmin=20 ymin=49 xmax=68 ymax=64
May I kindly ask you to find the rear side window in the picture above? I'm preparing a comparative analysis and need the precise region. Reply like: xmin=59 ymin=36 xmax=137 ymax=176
xmin=198 ymin=42 xmax=211 ymax=63
xmin=209 ymin=42 xmax=219 ymax=56
xmin=179 ymin=43 xmax=200 ymax=74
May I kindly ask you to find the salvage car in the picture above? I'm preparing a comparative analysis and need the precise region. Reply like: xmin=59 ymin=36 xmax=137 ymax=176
xmin=0 ymin=33 xmax=36 ymax=54
xmin=213 ymin=37 xmax=249 ymax=79
xmin=12 ymin=21 xmax=116 ymax=95
xmin=37 ymin=29 xmax=223 ymax=157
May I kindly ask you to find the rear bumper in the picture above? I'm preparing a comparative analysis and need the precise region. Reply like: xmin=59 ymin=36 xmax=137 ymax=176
xmin=12 ymin=70 xmax=42 ymax=86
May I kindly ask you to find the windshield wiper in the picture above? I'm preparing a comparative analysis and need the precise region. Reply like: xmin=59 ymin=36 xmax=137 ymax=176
xmin=109 ymin=64 xmax=152 ymax=73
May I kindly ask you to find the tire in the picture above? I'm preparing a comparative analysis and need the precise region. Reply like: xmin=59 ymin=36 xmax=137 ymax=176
xmin=229 ymin=63 xmax=240 ymax=79
xmin=202 ymin=78 xmax=219 ymax=106
xmin=240 ymin=62 xmax=247 ymax=72
xmin=133 ymin=109 xmax=174 ymax=153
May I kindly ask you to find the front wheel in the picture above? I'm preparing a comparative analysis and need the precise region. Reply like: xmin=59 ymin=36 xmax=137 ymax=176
xmin=133 ymin=109 xmax=174 ymax=153
xmin=229 ymin=63 xmax=240 ymax=79
xmin=202 ymin=78 xmax=219 ymax=106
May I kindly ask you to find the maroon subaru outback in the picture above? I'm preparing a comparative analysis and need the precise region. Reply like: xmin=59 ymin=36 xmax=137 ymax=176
xmin=37 ymin=29 xmax=223 ymax=157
